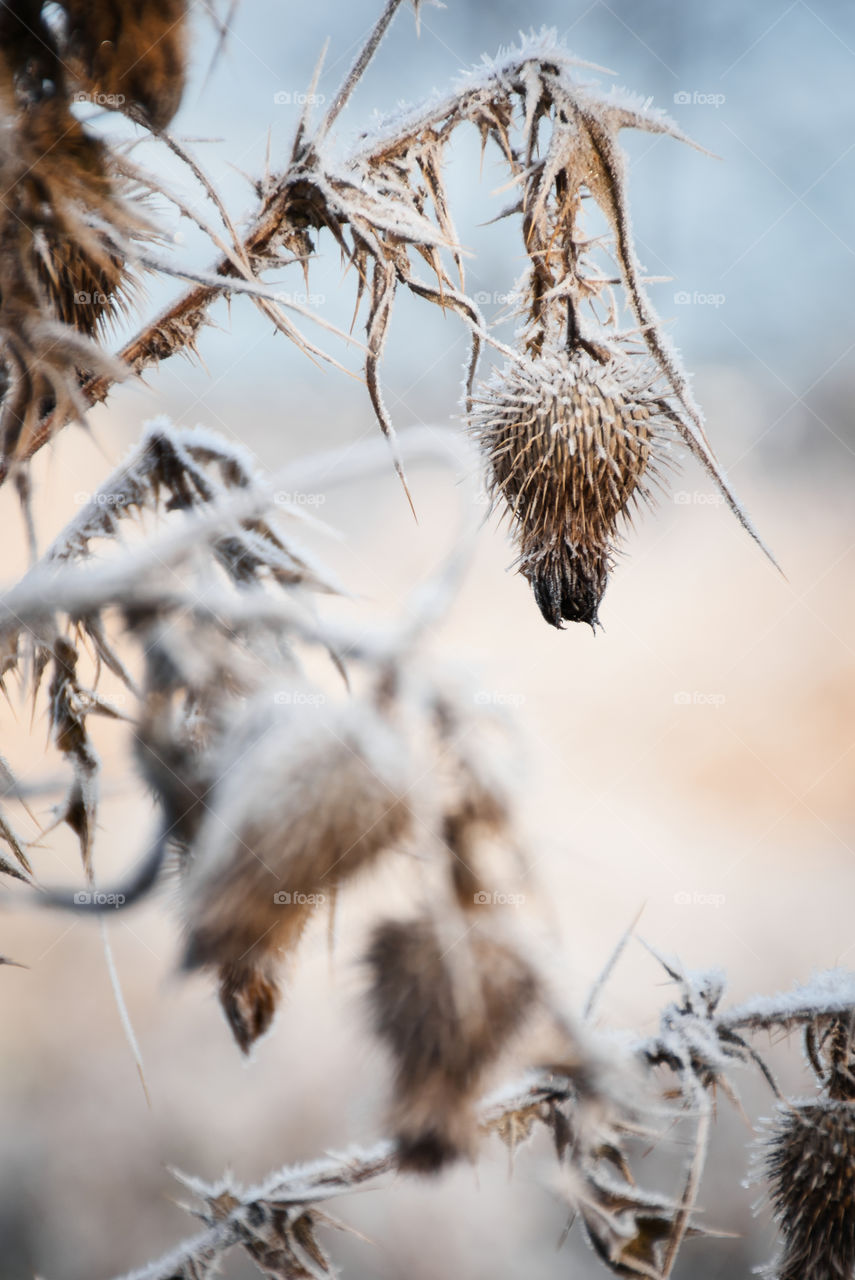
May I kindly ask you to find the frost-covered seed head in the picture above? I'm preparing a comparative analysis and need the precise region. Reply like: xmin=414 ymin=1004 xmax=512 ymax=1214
xmin=763 ymin=1100 xmax=855 ymax=1280
xmin=471 ymin=346 xmax=670 ymax=628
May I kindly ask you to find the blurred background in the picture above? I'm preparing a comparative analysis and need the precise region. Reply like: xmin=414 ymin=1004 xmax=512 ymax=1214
xmin=0 ymin=0 xmax=853 ymax=1275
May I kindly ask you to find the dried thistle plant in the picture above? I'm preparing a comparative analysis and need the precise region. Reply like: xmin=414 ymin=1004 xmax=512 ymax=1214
xmin=0 ymin=0 xmax=774 ymax=628
xmin=0 ymin=5 xmax=842 ymax=1280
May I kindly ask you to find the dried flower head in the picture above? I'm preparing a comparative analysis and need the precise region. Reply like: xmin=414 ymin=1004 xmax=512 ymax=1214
xmin=182 ymin=695 xmax=414 ymax=1051
xmin=366 ymin=914 xmax=540 ymax=1172
xmin=61 ymin=0 xmax=188 ymax=131
xmin=472 ymin=344 xmax=670 ymax=628
xmin=762 ymin=1099 xmax=855 ymax=1280
xmin=0 ymin=93 xmax=146 ymax=459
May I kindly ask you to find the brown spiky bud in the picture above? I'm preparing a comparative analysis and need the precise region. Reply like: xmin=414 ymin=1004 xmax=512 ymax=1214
xmin=182 ymin=696 xmax=413 ymax=1052
xmin=366 ymin=915 xmax=540 ymax=1172
xmin=0 ymin=91 xmax=148 ymax=458
xmin=60 ymin=0 xmax=188 ymax=131
xmin=471 ymin=346 xmax=670 ymax=628
xmin=763 ymin=1099 xmax=855 ymax=1280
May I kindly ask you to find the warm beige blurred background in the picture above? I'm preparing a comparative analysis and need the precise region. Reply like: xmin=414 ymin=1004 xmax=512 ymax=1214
xmin=1 ymin=1 xmax=853 ymax=1277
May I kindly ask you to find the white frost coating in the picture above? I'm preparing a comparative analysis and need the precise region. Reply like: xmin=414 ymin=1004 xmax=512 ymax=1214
xmin=723 ymin=968 xmax=855 ymax=1029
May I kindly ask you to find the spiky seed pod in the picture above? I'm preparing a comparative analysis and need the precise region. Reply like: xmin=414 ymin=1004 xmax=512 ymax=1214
xmin=366 ymin=915 xmax=540 ymax=1172
xmin=0 ymin=2 xmax=139 ymax=329
xmin=471 ymin=345 xmax=671 ymax=628
xmin=60 ymin=0 xmax=188 ymax=131
xmin=182 ymin=695 xmax=413 ymax=1052
xmin=763 ymin=1099 xmax=855 ymax=1280
xmin=0 ymin=91 xmax=148 ymax=459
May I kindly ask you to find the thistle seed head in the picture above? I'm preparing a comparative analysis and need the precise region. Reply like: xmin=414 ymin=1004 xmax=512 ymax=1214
xmin=61 ymin=0 xmax=189 ymax=131
xmin=471 ymin=345 xmax=671 ymax=628
xmin=763 ymin=1099 xmax=855 ymax=1280
xmin=0 ymin=94 xmax=149 ymax=458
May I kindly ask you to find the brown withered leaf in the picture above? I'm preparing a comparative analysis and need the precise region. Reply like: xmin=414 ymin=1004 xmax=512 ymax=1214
xmin=579 ymin=1172 xmax=710 ymax=1279
xmin=367 ymin=914 xmax=541 ymax=1172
